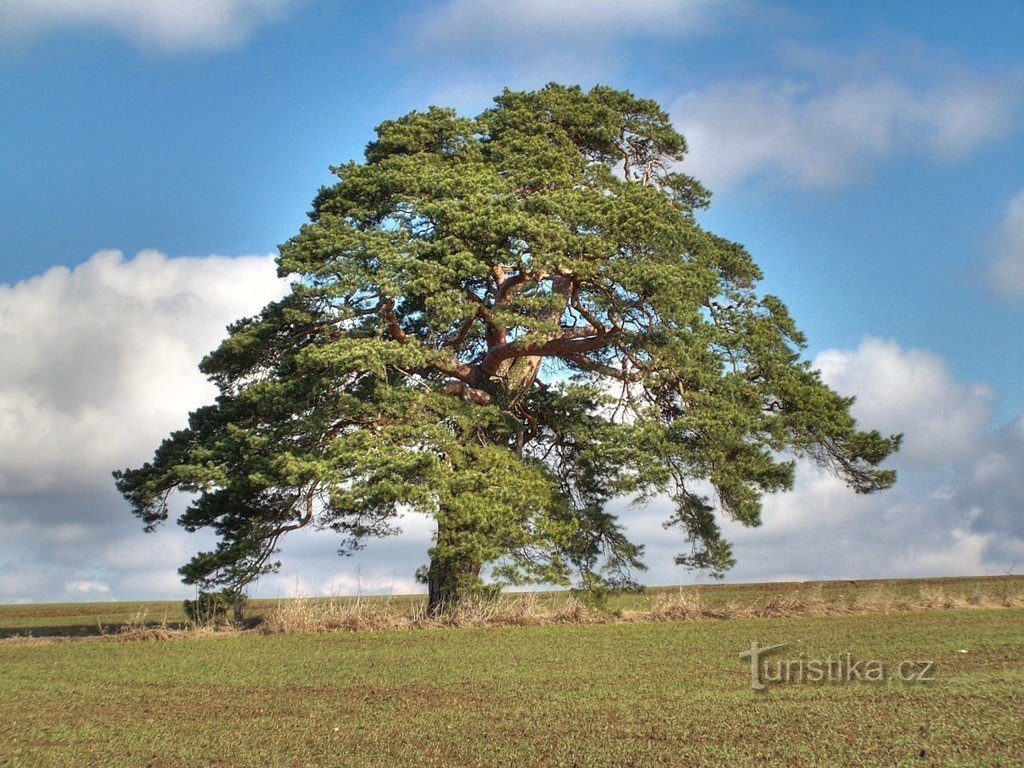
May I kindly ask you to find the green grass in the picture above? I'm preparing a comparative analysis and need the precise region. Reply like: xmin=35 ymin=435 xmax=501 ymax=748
xmin=1 ymin=577 xmax=1023 ymax=766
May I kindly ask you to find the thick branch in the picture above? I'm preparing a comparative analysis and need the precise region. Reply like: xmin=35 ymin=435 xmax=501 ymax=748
xmin=380 ymin=298 xmax=406 ymax=343
xmin=480 ymin=331 xmax=612 ymax=377
xmin=442 ymin=381 xmax=493 ymax=405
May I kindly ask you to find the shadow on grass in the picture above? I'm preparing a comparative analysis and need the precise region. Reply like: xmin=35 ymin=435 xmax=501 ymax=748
xmin=0 ymin=622 xmax=191 ymax=639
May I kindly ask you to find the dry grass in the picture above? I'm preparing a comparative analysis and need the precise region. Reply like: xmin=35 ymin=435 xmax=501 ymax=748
xmin=5 ymin=581 xmax=1023 ymax=645
xmin=258 ymin=582 xmax=1024 ymax=636
xmin=631 ymin=583 xmax=1024 ymax=624
xmin=257 ymin=592 xmax=607 ymax=634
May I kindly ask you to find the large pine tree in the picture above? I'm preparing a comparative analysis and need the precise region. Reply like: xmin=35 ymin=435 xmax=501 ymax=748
xmin=115 ymin=84 xmax=900 ymax=614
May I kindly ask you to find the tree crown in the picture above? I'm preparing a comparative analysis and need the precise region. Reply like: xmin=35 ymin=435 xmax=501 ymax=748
xmin=115 ymin=83 xmax=900 ymax=596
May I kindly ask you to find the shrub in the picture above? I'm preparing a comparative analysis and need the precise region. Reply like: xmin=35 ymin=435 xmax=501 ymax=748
xmin=183 ymin=589 xmax=247 ymax=627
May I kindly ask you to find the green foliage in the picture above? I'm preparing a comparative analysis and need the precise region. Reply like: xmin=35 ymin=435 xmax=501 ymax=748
xmin=183 ymin=589 xmax=247 ymax=627
xmin=114 ymin=83 xmax=900 ymax=602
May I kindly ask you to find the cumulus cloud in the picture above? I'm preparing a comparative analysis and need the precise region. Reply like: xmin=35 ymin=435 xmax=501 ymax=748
xmin=988 ymin=189 xmax=1024 ymax=299
xmin=0 ymin=249 xmax=286 ymax=499
xmin=0 ymin=249 xmax=287 ymax=601
xmin=0 ymin=250 xmax=444 ymax=603
xmin=0 ymin=0 xmax=294 ymax=52
xmin=409 ymin=19 xmax=1020 ymax=192
xmin=626 ymin=468 xmax=995 ymax=586
xmin=735 ymin=337 xmax=1024 ymax=581
xmin=724 ymin=466 xmax=996 ymax=582
xmin=66 ymin=579 xmax=111 ymax=594
xmin=953 ymin=413 xmax=1024 ymax=561
xmin=815 ymin=338 xmax=994 ymax=466
xmin=258 ymin=522 xmax=433 ymax=599
xmin=673 ymin=46 xmax=1022 ymax=189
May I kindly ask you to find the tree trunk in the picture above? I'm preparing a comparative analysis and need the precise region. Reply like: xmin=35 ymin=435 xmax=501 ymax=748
xmin=426 ymin=555 xmax=482 ymax=617
xmin=426 ymin=517 xmax=482 ymax=617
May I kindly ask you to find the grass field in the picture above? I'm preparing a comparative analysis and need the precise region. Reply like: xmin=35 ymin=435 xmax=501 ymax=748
xmin=2 ymin=576 xmax=1022 ymax=766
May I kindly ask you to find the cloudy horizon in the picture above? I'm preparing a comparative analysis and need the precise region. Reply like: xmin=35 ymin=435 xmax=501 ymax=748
xmin=2 ymin=249 xmax=1021 ymax=603
xmin=2 ymin=0 xmax=1022 ymax=602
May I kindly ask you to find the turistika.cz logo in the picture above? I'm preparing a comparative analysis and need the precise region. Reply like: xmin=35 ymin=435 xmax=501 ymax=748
xmin=739 ymin=642 xmax=936 ymax=691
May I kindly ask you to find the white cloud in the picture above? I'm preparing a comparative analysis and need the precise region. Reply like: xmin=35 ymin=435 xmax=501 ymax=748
xmin=988 ymin=189 xmax=1024 ymax=298
xmin=412 ymin=0 xmax=758 ymax=97
xmin=815 ymin=338 xmax=994 ymax=466
xmin=725 ymin=469 xmax=996 ymax=582
xmin=256 ymin=515 xmax=435 ymax=599
xmin=719 ymin=339 xmax=1023 ymax=580
xmin=628 ymin=466 xmax=981 ymax=585
xmin=0 ymin=249 xmax=287 ymax=498
xmin=0 ymin=249 xmax=287 ymax=602
xmin=66 ymin=579 xmax=110 ymax=594
xmin=424 ymin=0 xmax=734 ymax=48
xmin=0 ymin=0 xmax=295 ymax=52
xmin=621 ymin=465 xmax=998 ymax=586
xmin=674 ymin=47 xmax=1022 ymax=189
xmin=953 ymin=414 xmax=1024 ymax=553
xmin=0 ymin=248 xmax=441 ymax=604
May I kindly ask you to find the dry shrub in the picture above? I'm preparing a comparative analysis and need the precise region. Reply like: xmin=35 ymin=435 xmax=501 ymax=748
xmin=108 ymin=627 xmax=184 ymax=642
xmin=0 ymin=635 xmax=72 ymax=646
xmin=546 ymin=597 xmax=606 ymax=625
xmin=997 ymin=588 xmax=1024 ymax=608
xmin=852 ymin=586 xmax=910 ymax=613
xmin=918 ymin=587 xmax=971 ymax=610
xmin=625 ymin=583 xmax=1024 ymax=623
xmin=443 ymin=594 xmax=523 ymax=627
xmin=258 ymin=592 xmax=610 ymax=634
xmin=640 ymin=589 xmax=709 ymax=622
xmin=444 ymin=594 xmax=607 ymax=628
xmin=118 ymin=606 xmax=152 ymax=632
xmin=260 ymin=595 xmax=407 ymax=634
xmin=253 ymin=582 xmax=1024 ymax=637
xmin=111 ymin=607 xmax=183 ymax=641
xmin=745 ymin=587 xmax=841 ymax=618
xmin=441 ymin=595 xmax=511 ymax=627
xmin=8 ymin=579 xmax=1024 ymax=645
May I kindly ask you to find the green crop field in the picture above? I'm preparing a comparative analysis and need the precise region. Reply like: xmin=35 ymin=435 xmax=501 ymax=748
xmin=2 ymin=577 xmax=1023 ymax=767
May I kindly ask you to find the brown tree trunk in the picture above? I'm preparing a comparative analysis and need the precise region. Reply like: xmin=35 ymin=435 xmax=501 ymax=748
xmin=425 ymin=517 xmax=482 ymax=617
xmin=426 ymin=556 xmax=482 ymax=617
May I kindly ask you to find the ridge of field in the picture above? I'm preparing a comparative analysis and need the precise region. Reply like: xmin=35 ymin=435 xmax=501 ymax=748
xmin=2 ymin=574 xmax=1022 ymax=638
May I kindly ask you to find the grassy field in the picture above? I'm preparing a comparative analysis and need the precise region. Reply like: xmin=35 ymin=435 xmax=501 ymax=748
xmin=1 ymin=577 xmax=1023 ymax=766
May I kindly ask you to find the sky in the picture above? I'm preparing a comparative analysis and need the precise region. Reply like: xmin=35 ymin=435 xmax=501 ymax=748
xmin=1 ymin=0 xmax=1023 ymax=603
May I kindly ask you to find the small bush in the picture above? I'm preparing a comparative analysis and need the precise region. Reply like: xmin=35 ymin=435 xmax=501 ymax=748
xmin=184 ymin=590 xmax=247 ymax=627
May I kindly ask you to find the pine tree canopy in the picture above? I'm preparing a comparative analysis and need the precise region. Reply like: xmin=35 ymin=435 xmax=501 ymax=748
xmin=114 ymin=83 xmax=900 ymax=608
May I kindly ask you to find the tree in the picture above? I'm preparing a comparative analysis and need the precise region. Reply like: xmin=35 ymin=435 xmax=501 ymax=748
xmin=115 ymin=84 xmax=900 ymax=615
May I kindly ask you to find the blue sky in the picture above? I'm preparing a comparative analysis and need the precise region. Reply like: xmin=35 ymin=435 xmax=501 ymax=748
xmin=1 ymin=0 xmax=1023 ymax=601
